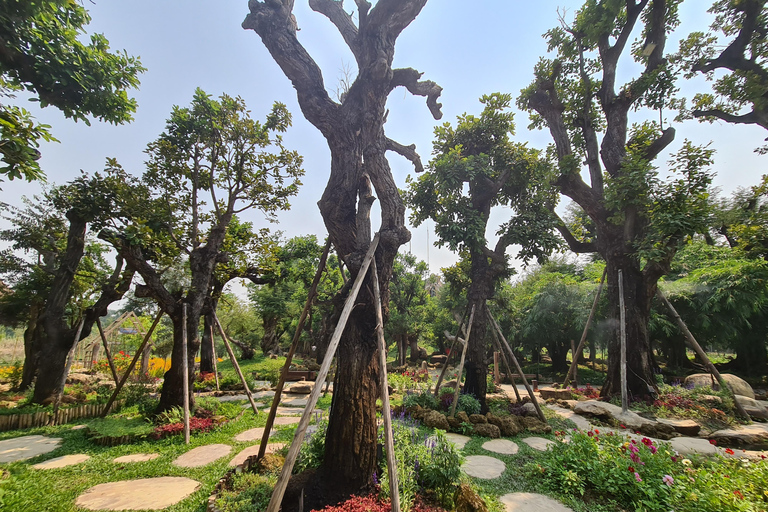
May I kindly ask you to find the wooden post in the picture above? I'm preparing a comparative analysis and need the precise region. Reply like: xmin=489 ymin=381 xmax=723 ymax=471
xmin=210 ymin=323 xmax=220 ymax=391
xmin=449 ymin=305 xmax=475 ymax=418
xmin=487 ymin=309 xmax=547 ymax=423
xmin=618 ymin=270 xmax=628 ymax=414
xmin=564 ymin=266 xmax=607 ymax=387
xmin=53 ymin=318 xmax=85 ymax=422
xmin=101 ymin=311 xmax=163 ymax=417
xmin=96 ymin=318 xmax=120 ymax=386
xmin=182 ymin=304 xmax=191 ymax=444
xmin=214 ymin=313 xmax=259 ymax=415
xmin=656 ymin=289 xmax=751 ymax=421
xmin=488 ymin=317 xmax=521 ymax=402
xmin=258 ymin=239 xmax=331 ymax=459
xmin=433 ymin=306 xmax=470 ymax=397
xmin=265 ymin=233 xmax=379 ymax=512
xmin=372 ymin=259 xmax=400 ymax=512
xmin=493 ymin=352 xmax=500 ymax=385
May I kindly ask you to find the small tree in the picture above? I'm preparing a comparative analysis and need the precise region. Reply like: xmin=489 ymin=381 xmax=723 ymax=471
xmin=386 ymin=252 xmax=430 ymax=365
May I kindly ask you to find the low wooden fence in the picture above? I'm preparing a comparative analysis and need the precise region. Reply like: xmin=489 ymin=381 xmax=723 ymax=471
xmin=0 ymin=401 xmax=123 ymax=432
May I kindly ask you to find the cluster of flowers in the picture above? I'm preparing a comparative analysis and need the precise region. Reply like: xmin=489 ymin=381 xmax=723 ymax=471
xmin=566 ymin=383 xmax=600 ymax=400
xmin=309 ymin=494 xmax=446 ymax=512
xmin=151 ymin=417 xmax=216 ymax=439
xmin=401 ymin=368 xmax=430 ymax=383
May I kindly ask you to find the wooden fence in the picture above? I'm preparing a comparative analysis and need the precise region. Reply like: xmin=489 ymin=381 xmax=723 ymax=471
xmin=0 ymin=401 xmax=122 ymax=432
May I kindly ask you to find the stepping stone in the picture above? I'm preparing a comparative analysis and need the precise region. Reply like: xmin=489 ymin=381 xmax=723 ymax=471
xmin=500 ymin=492 xmax=574 ymax=512
xmin=253 ymin=390 xmax=276 ymax=400
xmin=33 ymin=453 xmax=90 ymax=469
xmin=669 ymin=437 xmax=718 ymax=457
xmin=522 ymin=437 xmax=555 ymax=451
xmin=462 ymin=455 xmax=506 ymax=479
xmin=252 ymin=381 xmax=273 ymax=391
xmin=76 ymin=476 xmax=200 ymax=510
xmin=483 ymin=439 xmax=519 ymax=455
xmin=0 ymin=435 xmax=62 ymax=463
xmin=71 ymin=425 xmax=88 ymax=430
xmin=241 ymin=402 xmax=266 ymax=409
xmin=281 ymin=397 xmax=308 ymax=407
xmin=234 ymin=427 xmax=273 ymax=443
xmin=113 ymin=453 xmax=160 ymax=463
xmin=546 ymin=405 xmax=591 ymax=430
xmin=657 ymin=418 xmax=701 ymax=436
xmin=172 ymin=444 xmax=231 ymax=468
xmin=275 ymin=407 xmax=304 ymax=416
xmin=274 ymin=416 xmax=301 ymax=425
xmin=444 ymin=433 xmax=471 ymax=450
xmin=229 ymin=443 xmax=286 ymax=466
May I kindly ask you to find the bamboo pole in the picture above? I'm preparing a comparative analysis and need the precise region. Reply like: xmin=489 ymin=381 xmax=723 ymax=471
xmin=265 ymin=233 xmax=380 ymax=512
xmin=487 ymin=309 xmax=547 ymax=423
xmin=214 ymin=313 xmax=259 ymax=415
xmin=182 ymin=304 xmax=191 ymax=444
xmin=564 ymin=266 xmax=607 ymax=387
xmin=488 ymin=316 xmax=521 ymax=401
xmin=258 ymin=239 xmax=332 ymax=459
xmin=656 ymin=289 xmax=751 ymax=421
xmin=449 ymin=305 xmax=475 ymax=418
xmin=210 ymin=323 xmax=220 ymax=391
xmin=433 ymin=306 xmax=470 ymax=397
xmin=96 ymin=318 xmax=120 ymax=386
xmin=53 ymin=317 xmax=85 ymax=422
xmin=619 ymin=270 xmax=628 ymax=414
xmin=101 ymin=310 xmax=163 ymax=417
xmin=371 ymin=259 xmax=400 ymax=512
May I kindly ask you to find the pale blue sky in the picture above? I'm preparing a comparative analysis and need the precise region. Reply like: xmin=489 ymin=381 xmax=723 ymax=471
xmin=3 ymin=1 xmax=767 ymax=277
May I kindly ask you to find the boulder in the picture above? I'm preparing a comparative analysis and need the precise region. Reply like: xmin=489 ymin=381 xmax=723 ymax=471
xmin=735 ymin=395 xmax=768 ymax=420
xmin=454 ymin=483 xmax=488 ymax=512
xmin=574 ymin=400 xmax=650 ymax=430
xmin=657 ymin=418 xmax=701 ymax=437
xmin=422 ymin=410 xmax=450 ymax=431
xmin=710 ymin=423 xmax=768 ymax=449
xmin=539 ymin=388 xmax=575 ymax=400
xmin=637 ymin=421 xmax=677 ymax=441
xmin=522 ymin=403 xmax=538 ymax=417
xmin=456 ymin=411 xmax=470 ymax=424
xmin=447 ymin=415 xmax=462 ymax=430
xmin=522 ymin=416 xmax=552 ymax=434
xmin=473 ymin=423 xmax=501 ymax=438
xmin=67 ymin=373 xmax=94 ymax=385
xmin=683 ymin=373 xmax=755 ymax=399
xmin=700 ymin=394 xmax=723 ymax=405
xmin=469 ymin=414 xmax=487 ymax=424
xmin=487 ymin=413 xmax=524 ymax=437
xmin=430 ymin=354 xmax=448 ymax=365
xmin=285 ymin=382 xmax=312 ymax=394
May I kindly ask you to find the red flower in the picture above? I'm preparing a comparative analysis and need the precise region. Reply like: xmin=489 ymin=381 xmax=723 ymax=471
xmin=725 ymin=448 xmax=734 ymax=455
xmin=709 ymin=439 xmax=717 ymax=445
xmin=628 ymin=466 xmax=635 ymax=473
xmin=734 ymin=490 xmax=744 ymax=500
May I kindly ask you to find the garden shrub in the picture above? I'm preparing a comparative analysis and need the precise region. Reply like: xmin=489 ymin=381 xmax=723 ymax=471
xmin=213 ymin=471 xmax=276 ymax=512
xmin=531 ymin=428 xmax=768 ymax=511
xmin=437 ymin=388 xmax=481 ymax=416
xmin=309 ymin=494 xmax=448 ymax=512
xmin=402 ymin=389 xmax=440 ymax=411
xmin=295 ymin=419 xmax=329 ymax=473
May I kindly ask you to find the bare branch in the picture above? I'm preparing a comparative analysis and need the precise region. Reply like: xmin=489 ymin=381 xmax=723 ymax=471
xmin=368 ymin=0 xmax=428 ymax=41
xmin=693 ymin=108 xmax=768 ymax=129
xmin=553 ymin=215 xmax=597 ymax=253
xmin=385 ymin=138 xmax=424 ymax=172
xmin=390 ymin=67 xmax=443 ymax=119
xmin=309 ymin=0 xmax=362 ymax=63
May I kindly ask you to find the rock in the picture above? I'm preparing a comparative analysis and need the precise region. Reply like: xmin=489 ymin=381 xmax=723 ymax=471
xmin=442 ymin=380 xmax=459 ymax=390
xmin=454 ymin=482 xmax=489 ymax=512
xmin=469 ymin=414 xmax=487 ymax=424
xmin=456 ymin=411 xmax=470 ymax=424
xmin=447 ymin=415 xmax=462 ymax=430
xmin=286 ymin=382 xmax=312 ymax=394
xmin=473 ymin=423 xmax=501 ymax=438
xmin=522 ymin=416 xmax=552 ymax=434
xmin=637 ymin=421 xmax=677 ymax=441
xmin=574 ymin=400 xmax=651 ymax=430
xmin=522 ymin=403 xmax=538 ymax=417
xmin=684 ymin=373 xmax=755 ymax=399
xmin=700 ymin=394 xmax=723 ymax=404
xmin=482 ymin=439 xmax=518 ymax=455
xmin=669 ymin=437 xmax=718 ymax=456
xmin=423 ymin=410 xmax=450 ymax=431
xmin=710 ymin=423 xmax=768 ymax=449
xmin=657 ymin=418 xmax=701 ymax=437
xmin=430 ymin=354 xmax=448 ymax=365
xmin=487 ymin=413 xmax=524 ymax=437
xmin=462 ymin=455 xmax=506 ymax=479
xmin=67 ymin=373 xmax=94 ymax=385
xmin=539 ymin=388 xmax=575 ymax=400
xmin=734 ymin=395 xmax=768 ymax=420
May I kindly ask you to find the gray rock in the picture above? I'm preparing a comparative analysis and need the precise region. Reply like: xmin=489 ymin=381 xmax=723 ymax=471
xmin=710 ymin=423 xmax=768 ymax=449
xmin=573 ymin=400 xmax=650 ymax=430
xmin=734 ymin=395 xmax=768 ymax=420
xmin=657 ymin=418 xmax=701 ymax=437
xmin=522 ymin=402 xmax=538 ymax=417
xmin=684 ymin=373 xmax=755 ymax=399
xmin=539 ymin=389 xmax=575 ymax=400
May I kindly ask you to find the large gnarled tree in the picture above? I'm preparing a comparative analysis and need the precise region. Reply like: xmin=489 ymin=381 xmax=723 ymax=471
xmin=243 ymin=0 xmax=442 ymax=498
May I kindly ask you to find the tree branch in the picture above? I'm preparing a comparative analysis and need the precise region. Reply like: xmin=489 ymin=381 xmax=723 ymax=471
xmin=554 ymin=217 xmax=597 ymax=253
xmin=639 ymin=126 xmax=676 ymax=161
xmin=693 ymin=108 xmax=768 ymax=129
xmin=386 ymin=138 xmax=424 ymax=172
xmin=309 ymin=0 xmax=362 ymax=63
xmin=368 ymin=0 xmax=428 ymax=41
xmin=390 ymin=67 xmax=443 ymax=120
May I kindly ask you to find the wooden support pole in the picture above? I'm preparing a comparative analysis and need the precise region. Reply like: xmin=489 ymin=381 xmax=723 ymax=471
xmin=433 ymin=306 xmax=470 ymax=397
xmin=53 ymin=318 xmax=85 ymax=422
xmin=372 ymin=259 xmax=400 ymax=512
xmin=656 ymin=289 xmax=751 ymax=421
xmin=488 ymin=317 xmax=520 ymax=402
xmin=182 ymin=304 xmax=191 ymax=444
xmin=619 ymin=270 xmax=628 ymax=414
xmin=449 ymin=305 xmax=475 ymax=418
xmin=487 ymin=309 xmax=547 ymax=423
xmin=564 ymin=266 xmax=607 ymax=387
xmin=265 ymin=233 xmax=379 ymax=512
xmin=214 ymin=313 xmax=259 ymax=415
xmin=101 ymin=310 xmax=163 ymax=417
xmin=210 ymin=323 xmax=220 ymax=391
xmin=96 ymin=318 xmax=120 ymax=386
xmin=259 ymin=239 xmax=331 ymax=459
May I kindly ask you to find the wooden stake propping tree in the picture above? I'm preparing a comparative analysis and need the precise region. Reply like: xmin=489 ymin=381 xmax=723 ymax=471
xmin=182 ymin=304 xmax=190 ymax=444
xmin=563 ymin=267 xmax=607 ymax=387
xmin=214 ymin=313 xmax=260 ymax=415
xmin=433 ymin=306 xmax=470 ymax=397
xmin=449 ymin=305 xmax=475 ymax=418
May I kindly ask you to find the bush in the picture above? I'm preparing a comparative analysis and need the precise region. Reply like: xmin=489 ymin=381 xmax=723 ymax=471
xmin=213 ymin=471 xmax=276 ymax=512
xmin=295 ymin=419 xmax=329 ymax=473
xmin=402 ymin=389 xmax=440 ymax=411
xmin=437 ymin=388 xmax=481 ymax=416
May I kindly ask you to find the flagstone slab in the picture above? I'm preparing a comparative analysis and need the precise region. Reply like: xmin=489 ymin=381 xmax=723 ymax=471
xmin=482 ymin=439 xmax=519 ymax=455
xmin=273 ymin=416 xmax=301 ymax=425
xmin=522 ymin=437 xmax=555 ymax=451
xmin=669 ymin=437 xmax=718 ymax=457
xmin=113 ymin=453 xmax=160 ymax=463
xmin=281 ymin=397 xmax=308 ymax=407
xmin=76 ymin=476 xmax=200 ymax=510
xmin=462 ymin=455 xmax=506 ymax=479
xmin=229 ymin=443 xmax=286 ymax=466
xmin=71 ymin=424 xmax=88 ymax=430
xmin=444 ymin=433 xmax=471 ymax=450
xmin=500 ymin=492 xmax=574 ymax=512
xmin=275 ymin=406 xmax=304 ymax=416
xmin=33 ymin=453 xmax=90 ymax=469
xmin=545 ymin=405 xmax=591 ymax=430
xmin=172 ymin=444 xmax=231 ymax=468
xmin=0 ymin=435 xmax=62 ymax=463
xmin=234 ymin=427 xmax=274 ymax=442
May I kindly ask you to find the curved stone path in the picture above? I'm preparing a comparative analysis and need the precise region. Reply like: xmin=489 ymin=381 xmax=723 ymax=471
xmin=33 ymin=453 xmax=90 ymax=469
xmin=500 ymin=492 xmax=574 ymax=512
xmin=483 ymin=439 xmax=519 ymax=455
xmin=462 ymin=455 xmax=506 ymax=479
xmin=113 ymin=453 xmax=159 ymax=463
xmin=76 ymin=476 xmax=201 ymax=510
xmin=0 ymin=435 xmax=61 ymax=463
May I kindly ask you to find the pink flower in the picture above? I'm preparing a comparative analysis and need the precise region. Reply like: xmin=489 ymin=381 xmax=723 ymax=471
xmin=634 ymin=472 xmax=642 ymax=483
xmin=662 ymin=475 xmax=674 ymax=486
xmin=650 ymin=445 xmax=657 ymax=454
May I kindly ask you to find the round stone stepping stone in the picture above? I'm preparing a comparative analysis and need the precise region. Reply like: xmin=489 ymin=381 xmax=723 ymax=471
xmin=522 ymin=437 xmax=555 ymax=451
xmin=76 ymin=476 xmax=200 ymax=510
xmin=669 ymin=437 xmax=718 ymax=457
xmin=172 ymin=444 xmax=231 ymax=468
xmin=281 ymin=397 xmax=308 ymax=407
xmin=444 ymin=433 xmax=471 ymax=449
xmin=229 ymin=443 xmax=286 ymax=467
xmin=275 ymin=406 xmax=304 ymax=416
xmin=483 ymin=439 xmax=519 ymax=455
xmin=274 ymin=416 xmax=301 ymax=425
xmin=71 ymin=424 xmax=88 ymax=430
xmin=113 ymin=453 xmax=160 ymax=463
xmin=33 ymin=453 xmax=90 ymax=469
xmin=500 ymin=492 xmax=574 ymax=512
xmin=234 ymin=427 xmax=274 ymax=442
xmin=0 ymin=435 xmax=62 ymax=463
xmin=462 ymin=455 xmax=506 ymax=479
xmin=253 ymin=390 xmax=276 ymax=399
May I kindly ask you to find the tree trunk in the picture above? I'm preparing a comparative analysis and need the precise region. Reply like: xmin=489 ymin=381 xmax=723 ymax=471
xmin=398 ymin=333 xmax=407 ymax=366
xmin=19 ymin=301 xmax=42 ymax=390
xmin=408 ymin=333 xmax=420 ymax=362
xmin=157 ymin=312 xmax=199 ymax=412
xmin=733 ymin=324 xmax=768 ymax=375
xmin=661 ymin=335 xmax=694 ymax=370
xmin=200 ymin=311 xmax=216 ymax=374
xmin=600 ymin=257 xmax=657 ymax=400
xmin=261 ymin=316 xmax=280 ymax=355
xmin=463 ymin=254 xmax=494 ymax=413
xmin=548 ymin=341 xmax=569 ymax=373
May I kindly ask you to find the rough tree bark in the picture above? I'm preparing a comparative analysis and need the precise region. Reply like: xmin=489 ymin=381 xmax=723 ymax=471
xmin=244 ymin=0 xmax=441 ymax=498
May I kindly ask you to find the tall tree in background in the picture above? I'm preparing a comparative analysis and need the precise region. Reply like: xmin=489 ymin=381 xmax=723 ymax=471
xmin=519 ymin=0 xmax=714 ymax=399
xmin=102 ymin=90 xmax=303 ymax=412
xmin=244 ymin=0 xmax=442 ymax=497
xmin=407 ymin=93 xmax=560 ymax=412
xmin=0 ymin=0 xmax=144 ymax=182
xmin=386 ymin=252 xmax=430 ymax=365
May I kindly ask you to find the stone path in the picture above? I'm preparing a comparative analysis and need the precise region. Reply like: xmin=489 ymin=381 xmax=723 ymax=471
xmin=32 ymin=453 xmax=90 ymax=469
xmin=76 ymin=476 xmax=201 ymax=510
xmin=0 ymin=435 xmax=61 ymax=463
xmin=462 ymin=455 xmax=506 ymax=479
xmin=113 ymin=453 xmax=159 ymax=463
xmin=444 ymin=432 xmax=471 ymax=449
xmin=229 ymin=443 xmax=286 ymax=466
xmin=483 ymin=439 xmax=518 ymax=455
xmin=500 ymin=492 xmax=574 ymax=512
xmin=235 ymin=427 xmax=272 ymax=442
xmin=172 ymin=444 xmax=231 ymax=468
xmin=522 ymin=437 xmax=555 ymax=451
